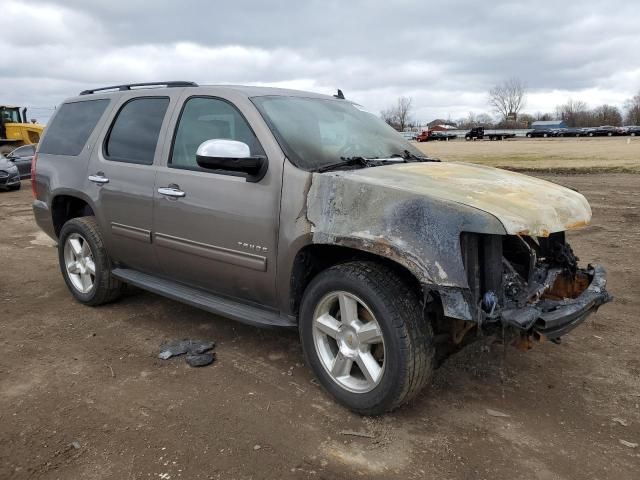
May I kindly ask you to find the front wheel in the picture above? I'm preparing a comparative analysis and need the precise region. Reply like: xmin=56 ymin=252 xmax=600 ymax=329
xmin=58 ymin=216 xmax=123 ymax=306
xmin=299 ymin=262 xmax=434 ymax=415
xmin=526 ymin=133 xmax=532 ymax=138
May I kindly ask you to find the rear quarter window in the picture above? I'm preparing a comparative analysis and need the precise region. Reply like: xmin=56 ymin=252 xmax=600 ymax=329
xmin=39 ymin=99 xmax=110 ymax=156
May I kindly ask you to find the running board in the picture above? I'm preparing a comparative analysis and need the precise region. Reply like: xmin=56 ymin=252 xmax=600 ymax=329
xmin=112 ymin=268 xmax=296 ymax=329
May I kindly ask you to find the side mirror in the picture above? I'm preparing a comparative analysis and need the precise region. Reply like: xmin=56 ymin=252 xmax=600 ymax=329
xmin=196 ymin=139 xmax=266 ymax=181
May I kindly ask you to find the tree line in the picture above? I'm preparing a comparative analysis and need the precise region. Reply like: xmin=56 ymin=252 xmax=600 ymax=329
xmin=381 ymin=78 xmax=640 ymax=130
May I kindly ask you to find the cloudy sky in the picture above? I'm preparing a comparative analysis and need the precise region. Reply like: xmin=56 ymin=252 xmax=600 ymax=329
xmin=2 ymin=0 xmax=639 ymax=124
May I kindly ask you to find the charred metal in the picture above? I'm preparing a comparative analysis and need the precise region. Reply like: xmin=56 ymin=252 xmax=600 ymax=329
xmin=306 ymin=164 xmax=611 ymax=350
xmin=461 ymin=232 xmax=612 ymax=340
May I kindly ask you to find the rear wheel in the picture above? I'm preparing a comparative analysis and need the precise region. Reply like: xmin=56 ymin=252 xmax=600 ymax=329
xmin=299 ymin=262 xmax=434 ymax=415
xmin=58 ymin=216 xmax=123 ymax=306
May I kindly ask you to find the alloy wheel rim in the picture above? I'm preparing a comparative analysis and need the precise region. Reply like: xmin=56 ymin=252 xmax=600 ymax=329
xmin=64 ymin=233 xmax=96 ymax=294
xmin=312 ymin=291 xmax=385 ymax=393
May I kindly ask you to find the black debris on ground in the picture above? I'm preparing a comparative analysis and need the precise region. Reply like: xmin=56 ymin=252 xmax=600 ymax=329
xmin=158 ymin=339 xmax=216 ymax=367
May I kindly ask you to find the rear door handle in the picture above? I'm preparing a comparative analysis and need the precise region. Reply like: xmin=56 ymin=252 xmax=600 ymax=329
xmin=88 ymin=173 xmax=109 ymax=184
xmin=158 ymin=186 xmax=186 ymax=198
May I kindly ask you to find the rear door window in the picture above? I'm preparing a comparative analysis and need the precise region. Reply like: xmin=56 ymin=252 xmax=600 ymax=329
xmin=104 ymin=97 xmax=170 ymax=165
xmin=38 ymin=99 xmax=110 ymax=156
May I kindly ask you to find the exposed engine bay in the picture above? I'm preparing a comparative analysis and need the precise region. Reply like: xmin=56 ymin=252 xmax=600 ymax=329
xmin=458 ymin=232 xmax=612 ymax=345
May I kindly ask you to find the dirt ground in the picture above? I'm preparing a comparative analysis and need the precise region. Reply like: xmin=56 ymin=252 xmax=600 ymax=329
xmin=417 ymin=136 xmax=640 ymax=173
xmin=1 ymin=172 xmax=639 ymax=479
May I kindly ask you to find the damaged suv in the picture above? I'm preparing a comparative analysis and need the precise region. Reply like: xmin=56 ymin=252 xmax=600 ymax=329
xmin=32 ymin=82 xmax=611 ymax=415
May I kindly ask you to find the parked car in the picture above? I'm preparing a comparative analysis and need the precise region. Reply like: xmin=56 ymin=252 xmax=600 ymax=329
xmin=32 ymin=81 xmax=611 ymax=415
xmin=626 ymin=126 xmax=640 ymax=136
xmin=586 ymin=126 xmax=621 ymax=137
xmin=525 ymin=128 xmax=555 ymax=138
xmin=400 ymin=131 xmax=417 ymax=141
xmin=556 ymin=128 xmax=584 ymax=137
xmin=6 ymin=143 xmax=36 ymax=178
xmin=0 ymin=153 xmax=21 ymax=190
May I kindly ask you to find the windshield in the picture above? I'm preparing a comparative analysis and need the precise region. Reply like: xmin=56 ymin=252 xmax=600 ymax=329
xmin=251 ymin=96 xmax=424 ymax=171
xmin=1 ymin=108 xmax=22 ymax=123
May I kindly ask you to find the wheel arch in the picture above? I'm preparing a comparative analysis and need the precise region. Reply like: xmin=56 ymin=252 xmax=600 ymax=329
xmin=51 ymin=192 xmax=96 ymax=237
xmin=288 ymin=243 xmax=425 ymax=319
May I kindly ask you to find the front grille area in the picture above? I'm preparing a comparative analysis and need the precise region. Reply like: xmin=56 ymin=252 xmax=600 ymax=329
xmin=460 ymin=233 xmax=504 ymax=307
xmin=0 ymin=170 xmax=19 ymax=185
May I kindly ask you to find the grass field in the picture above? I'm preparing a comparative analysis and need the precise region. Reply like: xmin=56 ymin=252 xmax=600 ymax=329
xmin=415 ymin=136 xmax=640 ymax=173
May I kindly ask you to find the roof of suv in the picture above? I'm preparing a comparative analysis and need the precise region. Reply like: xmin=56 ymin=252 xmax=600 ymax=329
xmin=74 ymin=81 xmax=339 ymax=102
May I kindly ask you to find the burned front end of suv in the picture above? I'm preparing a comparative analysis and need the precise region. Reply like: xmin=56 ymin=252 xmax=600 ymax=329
xmin=460 ymin=232 xmax=611 ymax=345
xmin=307 ymin=161 xmax=611 ymax=351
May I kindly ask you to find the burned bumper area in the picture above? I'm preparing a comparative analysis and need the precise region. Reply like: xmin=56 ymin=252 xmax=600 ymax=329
xmin=461 ymin=233 xmax=612 ymax=340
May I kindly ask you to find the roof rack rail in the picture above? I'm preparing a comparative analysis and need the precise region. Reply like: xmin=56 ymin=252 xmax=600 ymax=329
xmin=79 ymin=81 xmax=198 ymax=95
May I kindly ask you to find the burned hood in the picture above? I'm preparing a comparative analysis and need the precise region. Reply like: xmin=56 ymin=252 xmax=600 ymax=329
xmin=307 ymin=164 xmax=509 ymax=290
xmin=334 ymin=162 xmax=592 ymax=237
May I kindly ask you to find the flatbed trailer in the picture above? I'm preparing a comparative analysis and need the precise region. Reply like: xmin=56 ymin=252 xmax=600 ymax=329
xmin=464 ymin=127 xmax=516 ymax=141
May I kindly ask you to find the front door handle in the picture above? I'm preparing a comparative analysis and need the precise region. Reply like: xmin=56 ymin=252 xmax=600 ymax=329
xmin=88 ymin=173 xmax=109 ymax=184
xmin=158 ymin=186 xmax=186 ymax=198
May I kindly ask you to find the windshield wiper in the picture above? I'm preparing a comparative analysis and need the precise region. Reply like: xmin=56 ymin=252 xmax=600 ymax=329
xmin=317 ymin=154 xmax=424 ymax=173
xmin=317 ymin=156 xmax=378 ymax=173
xmin=391 ymin=150 xmax=440 ymax=162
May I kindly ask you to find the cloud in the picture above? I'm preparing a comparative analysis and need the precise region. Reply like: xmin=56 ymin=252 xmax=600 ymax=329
xmin=3 ymin=0 xmax=639 ymax=123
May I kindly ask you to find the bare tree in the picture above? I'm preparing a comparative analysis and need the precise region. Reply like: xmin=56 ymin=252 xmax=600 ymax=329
xmin=517 ymin=113 xmax=534 ymax=128
xmin=380 ymin=96 xmax=414 ymax=131
xmin=624 ymin=91 xmax=640 ymax=125
xmin=476 ymin=113 xmax=495 ymax=127
xmin=488 ymin=77 xmax=527 ymax=123
xmin=556 ymin=99 xmax=589 ymax=127
xmin=395 ymin=97 xmax=413 ymax=131
xmin=592 ymin=104 xmax=622 ymax=126
xmin=380 ymin=107 xmax=398 ymax=129
xmin=466 ymin=111 xmax=477 ymax=127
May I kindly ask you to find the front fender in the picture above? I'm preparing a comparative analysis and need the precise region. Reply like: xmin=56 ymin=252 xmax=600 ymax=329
xmin=307 ymin=172 xmax=506 ymax=291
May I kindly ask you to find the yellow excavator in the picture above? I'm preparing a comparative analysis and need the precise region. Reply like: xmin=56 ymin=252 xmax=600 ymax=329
xmin=0 ymin=105 xmax=45 ymax=155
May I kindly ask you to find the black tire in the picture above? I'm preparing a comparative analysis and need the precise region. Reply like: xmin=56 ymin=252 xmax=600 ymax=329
xmin=8 ymin=183 xmax=21 ymax=191
xmin=589 ymin=132 xmax=594 ymax=137
xmin=631 ymin=132 xmax=637 ymax=137
xmin=526 ymin=133 xmax=532 ymax=138
xmin=58 ymin=216 xmax=123 ymax=306
xmin=299 ymin=261 xmax=434 ymax=415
